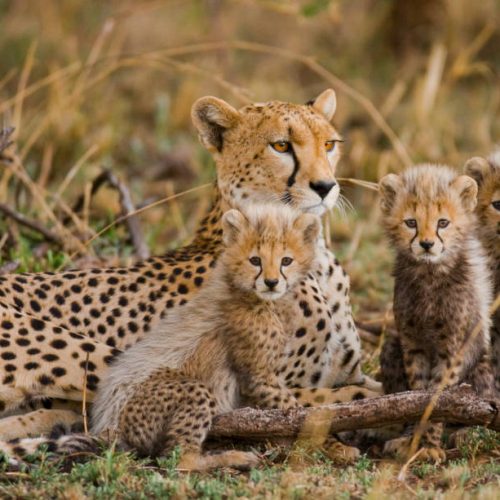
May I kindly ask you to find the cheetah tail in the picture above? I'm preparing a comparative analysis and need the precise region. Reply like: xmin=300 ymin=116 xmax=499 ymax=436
xmin=0 ymin=433 xmax=101 ymax=465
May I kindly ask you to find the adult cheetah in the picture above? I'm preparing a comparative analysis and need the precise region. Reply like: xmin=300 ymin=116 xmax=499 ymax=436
xmin=0 ymin=89 xmax=380 ymax=441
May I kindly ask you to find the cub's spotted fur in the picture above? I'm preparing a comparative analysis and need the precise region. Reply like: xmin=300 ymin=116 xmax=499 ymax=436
xmin=379 ymin=164 xmax=494 ymax=462
xmin=465 ymin=151 xmax=500 ymax=392
xmin=0 ymin=89 xmax=379 ymax=447
xmin=93 ymin=206 xmax=322 ymax=470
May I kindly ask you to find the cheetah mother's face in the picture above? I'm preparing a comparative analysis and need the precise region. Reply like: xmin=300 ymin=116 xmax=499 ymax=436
xmin=191 ymin=90 xmax=341 ymax=216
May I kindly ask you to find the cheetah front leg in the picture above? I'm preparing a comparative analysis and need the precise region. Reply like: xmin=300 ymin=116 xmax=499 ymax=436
xmin=241 ymin=373 xmax=299 ymax=410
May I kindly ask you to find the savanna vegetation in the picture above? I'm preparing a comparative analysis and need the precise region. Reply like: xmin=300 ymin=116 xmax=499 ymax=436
xmin=0 ymin=0 xmax=498 ymax=497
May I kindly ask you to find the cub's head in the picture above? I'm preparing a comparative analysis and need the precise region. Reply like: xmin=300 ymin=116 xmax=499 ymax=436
xmin=379 ymin=164 xmax=478 ymax=263
xmin=192 ymin=90 xmax=341 ymax=215
xmin=220 ymin=205 xmax=320 ymax=300
xmin=465 ymin=152 xmax=500 ymax=253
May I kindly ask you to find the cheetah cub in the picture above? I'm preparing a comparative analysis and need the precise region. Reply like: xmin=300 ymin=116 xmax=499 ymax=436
xmin=379 ymin=164 xmax=494 ymax=463
xmin=91 ymin=205 xmax=320 ymax=471
xmin=465 ymin=150 xmax=500 ymax=393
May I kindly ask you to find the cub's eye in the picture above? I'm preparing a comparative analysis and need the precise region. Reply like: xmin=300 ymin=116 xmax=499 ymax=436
xmin=404 ymin=219 xmax=417 ymax=228
xmin=270 ymin=141 xmax=290 ymax=153
xmin=281 ymin=257 xmax=293 ymax=267
xmin=492 ymin=200 xmax=500 ymax=211
xmin=438 ymin=219 xmax=450 ymax=228
xmin=249 ymin=256 xmax=261 ymax=266
xmin=325 ymin=140 xmax=337 ymax=152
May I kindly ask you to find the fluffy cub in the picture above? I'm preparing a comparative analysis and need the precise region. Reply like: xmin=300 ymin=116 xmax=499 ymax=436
xmin=91 ymin=205 xmax=320 ymax=471
xmin=465 ymin=150 xmax=500 ymax=392
xmin=379 ymin=164 xmax=494 ymax=462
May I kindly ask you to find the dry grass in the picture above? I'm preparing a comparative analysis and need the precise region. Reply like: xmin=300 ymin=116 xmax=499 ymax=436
xmin=0 ymin=0 xmax=499 ymax=496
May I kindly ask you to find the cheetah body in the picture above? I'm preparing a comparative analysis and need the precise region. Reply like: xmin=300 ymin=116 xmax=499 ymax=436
xmin=0 ymin=90 xmax=379 ymax=443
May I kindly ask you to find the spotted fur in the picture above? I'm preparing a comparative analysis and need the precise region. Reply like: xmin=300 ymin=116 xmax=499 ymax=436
xmin=465 ymin=150 xmax=500 ymax=392
xmin=379 ymin=164 xmax=495 ymax=462
xmin=0 ymin=90 xmax=379 ymax=448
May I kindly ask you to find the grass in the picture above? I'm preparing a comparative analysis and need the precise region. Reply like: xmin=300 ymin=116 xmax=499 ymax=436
xmin=0 ymin=434 xmax=498 ymax=498
xmin=0 ymin=0 xmax=499 ymax=497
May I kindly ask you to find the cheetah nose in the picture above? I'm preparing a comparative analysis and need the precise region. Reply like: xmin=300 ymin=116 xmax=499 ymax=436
xmin=419 ymin=240 xmax=435 ymax=251
xmin=309 ymin=180 xmax=336 ymax=199
xmin=264 ymin=279 xmax=279 ymax=290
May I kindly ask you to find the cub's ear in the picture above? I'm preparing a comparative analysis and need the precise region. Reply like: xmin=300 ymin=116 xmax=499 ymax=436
xmin=221 ymin=209 xmax=246 ymax=246
xmin=191 ymin=97 xmax=240 ymax=153
xmin=294 ymin=213 xmax=321 ymax=244
xmin=310 ymin=89 xmax=337 ymax=121
xmin=464 ymin=156 xmax=490 ymax=186
xmin=379 ymin=173 xmax=402 ymax=214
xmin=451 ymin=175 xmax=478 ymax=212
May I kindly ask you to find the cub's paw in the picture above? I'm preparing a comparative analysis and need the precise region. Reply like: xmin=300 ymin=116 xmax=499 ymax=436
xmin=324 ymin=440 xmax=360 ymax=464
xmin=383 ymin=436 xmax=412 ymax=460
xmin=417 ymin=446 xmax=446 ymax=464
xmin=383 ymin=437 xmax=445 ymax=463
xmin=215 ymin=450 xmax=260 ymax=471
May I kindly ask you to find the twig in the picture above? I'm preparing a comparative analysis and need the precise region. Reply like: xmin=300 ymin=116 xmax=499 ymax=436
xmin=0 ymin=127 xmax=15 ymax=157
xmin=60 ymin=182 xmax=212 ymax=270
xmin=101 ymin=169 xmax=150 ymax=260
xmin=208 ymin=385 xmax=499 ymax=441
xmin=0 ymin=261 xmax=20 ymax=275
xmin=0 ymin=202 xmax=63 ymax=245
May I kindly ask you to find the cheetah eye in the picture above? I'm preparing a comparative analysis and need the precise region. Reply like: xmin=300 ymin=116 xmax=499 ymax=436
xmin=249 ymin=256 xmax=261 ymax=266
xmin=325 ymin=140 xmax=337 ymax=152
xmin=281 ymin=257 xmax=293 ymax=267
xmin=492 ymin=200 xmax=500 ymax=211
xmin=437 ymin=219 xmax=450 ymax=228
xmin=270 ymin=141 xmax=291 ymax=153
xmin=404 ymin=219 xmax=417 ymax=228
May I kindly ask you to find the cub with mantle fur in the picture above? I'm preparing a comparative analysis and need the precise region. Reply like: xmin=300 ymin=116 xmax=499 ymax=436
xmin=379 ymin=164 xmax=494 ymax=463
xmin=94 ymin=205 xmax=326 ymax=470
xmin=465 ymin=150 xmax=500 ymax=393
xmin=0 ymin=89 xmax=380 ymax=444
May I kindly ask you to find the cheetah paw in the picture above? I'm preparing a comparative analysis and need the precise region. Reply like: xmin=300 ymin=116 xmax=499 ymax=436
xmin=324 ymin=441 xmax=360 ymax=464
xmin=383 ymin=436 xmax=445 ymax=463
xmin=383 ymin=436 xmax=412 ymax=459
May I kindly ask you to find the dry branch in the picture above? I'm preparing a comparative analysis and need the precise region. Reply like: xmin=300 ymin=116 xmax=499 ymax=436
xmin=67 ymin=169 xmax=150 ymax=260
xmin=0 ymin=202 xmax=63 ymax=245
xmin=208 ymin=385 xmax=499 ymax=441
xmin=0 ymin=127 xmax=14 ymax=157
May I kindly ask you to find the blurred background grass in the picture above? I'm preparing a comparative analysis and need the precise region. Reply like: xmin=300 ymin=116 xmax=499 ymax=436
xmin=0 ymin=0 xmax=499 ymax=314
xmin=0 ymin=3 xmax=499 ymax=494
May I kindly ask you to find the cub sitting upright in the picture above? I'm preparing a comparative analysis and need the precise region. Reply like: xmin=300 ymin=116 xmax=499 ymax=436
xmin=465 ymin=151 xmax=500 ymax=392
xmin=90 ymin=205 xmax=322 ymax=471
xmin=379 ymin=164 xmax=494 ymax=462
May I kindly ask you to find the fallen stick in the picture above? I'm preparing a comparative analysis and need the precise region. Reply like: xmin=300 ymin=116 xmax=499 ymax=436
xmin=209 ymin=385 xmax=499 ymax=441
xmin=0 ymin=202 xmax=63 ymax=245
xmin=67 ymin=169 xmax=150 ymax=260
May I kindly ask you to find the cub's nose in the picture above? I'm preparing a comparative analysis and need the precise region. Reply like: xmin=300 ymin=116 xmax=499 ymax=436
xmin=264 ymin=279 xmax=279 ymax=290
xmin=309 ymin=180 xmax=336 ymax=199
xmin=419 ymin=240 xmax=435 ymax=251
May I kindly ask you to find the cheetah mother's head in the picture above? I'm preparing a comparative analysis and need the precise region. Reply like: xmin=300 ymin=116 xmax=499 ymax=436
xmin=191 ymin=90 xmax=341 ymax=216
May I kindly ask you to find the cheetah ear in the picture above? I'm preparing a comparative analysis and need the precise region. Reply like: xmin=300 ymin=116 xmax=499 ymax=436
xmin=310 ymin=89 xmax=337 ymax=121
xmin=294 ymin=213 xmax=321 ymax=244
xmin=464 ymin=156 xmax=490 ymax=186
xmin=451 ymin=175 xmax=478 ymax=212
xmin=191 ymin=96 xmax=241 ymax=154
xmin=221 ymin=209 xmax=247 ymax=246
xmin=379 ymin=174 xmax=402 ymax=214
